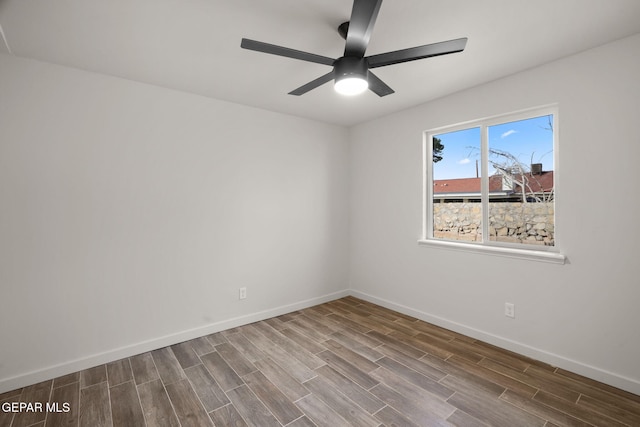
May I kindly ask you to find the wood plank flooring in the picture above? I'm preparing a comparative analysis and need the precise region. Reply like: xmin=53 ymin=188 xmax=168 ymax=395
xmin=2 ymin=296 xmax=639 ymax=426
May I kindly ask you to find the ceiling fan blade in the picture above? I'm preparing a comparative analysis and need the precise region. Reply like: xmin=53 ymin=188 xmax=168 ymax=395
xmin=344 ymin=0 xmax=383 ymax=57
xmin=367 ymin=37 xmax=467 ymax=69
xmin=367 ymin=71 xmax=394 ymax=97
xmin=241 ymin=38 xmax=335 ymax=66
xmin=288 ymin=71 xmax=335 ymax=96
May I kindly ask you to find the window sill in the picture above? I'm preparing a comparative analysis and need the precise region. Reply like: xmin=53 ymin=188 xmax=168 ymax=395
xmin=417 ymin=239 xmax=566 ymax=264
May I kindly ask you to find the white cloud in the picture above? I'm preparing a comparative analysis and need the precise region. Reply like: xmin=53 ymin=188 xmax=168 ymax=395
xmin=458 ymin=158 xmax=471 ymax=165
xmin=501 ymin=129 xmax=517 ymax=138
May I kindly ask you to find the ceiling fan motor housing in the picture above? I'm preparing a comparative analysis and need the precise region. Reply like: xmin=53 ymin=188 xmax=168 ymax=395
xmin=333 ymin=56 xmax=369 ymax=82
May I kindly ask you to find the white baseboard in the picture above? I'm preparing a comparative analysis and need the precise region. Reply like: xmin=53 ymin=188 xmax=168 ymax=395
xmin=0 ymin=289 xmax=349 ymax=394
xmin=350 ymin=289 xmax=640 ymax=396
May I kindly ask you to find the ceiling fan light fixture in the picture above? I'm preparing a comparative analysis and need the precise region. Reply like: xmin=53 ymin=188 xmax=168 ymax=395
xmin=334 ymin=76 xmax=368 ymax=96
xmin=333 ymin=56 xmax=369 ymax=96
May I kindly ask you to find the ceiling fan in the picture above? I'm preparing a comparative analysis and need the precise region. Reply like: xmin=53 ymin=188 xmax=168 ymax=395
xmin=240 ymin=0 xmax=467 ymax=97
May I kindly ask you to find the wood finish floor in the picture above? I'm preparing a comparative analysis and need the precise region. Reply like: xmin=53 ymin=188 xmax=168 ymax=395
xmin=2 ymin=296 xmax=639 ymax=426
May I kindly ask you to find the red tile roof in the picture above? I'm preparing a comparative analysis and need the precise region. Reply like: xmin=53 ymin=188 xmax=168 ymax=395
xmin=433 ymin=171 xmax=554 ymax=194
xmin=433 ymin=177 xmax=481 ymax=193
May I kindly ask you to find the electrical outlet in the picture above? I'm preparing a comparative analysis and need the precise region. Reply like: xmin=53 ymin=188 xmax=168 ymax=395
xmin=239 ymin=287 xmax=247 ymax=300
xmin=505 ymin=302 xmax=515 ymax=318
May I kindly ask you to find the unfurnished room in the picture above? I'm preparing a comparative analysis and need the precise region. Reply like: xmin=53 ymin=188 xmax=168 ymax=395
xmin=1 ymin=0 xmax=639 ymax=426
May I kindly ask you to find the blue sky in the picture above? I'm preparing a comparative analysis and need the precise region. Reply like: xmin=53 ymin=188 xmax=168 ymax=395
xmin=432 ymin=115 xmax=554 ymax=180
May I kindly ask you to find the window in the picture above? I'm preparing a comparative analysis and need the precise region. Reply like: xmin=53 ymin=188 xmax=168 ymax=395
xmin=421 ymin=106 xmax=564 ymax=263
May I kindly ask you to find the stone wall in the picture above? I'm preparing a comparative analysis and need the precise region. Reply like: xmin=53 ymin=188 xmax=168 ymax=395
xmin=433 ymin=202 xmax=554 ymax=245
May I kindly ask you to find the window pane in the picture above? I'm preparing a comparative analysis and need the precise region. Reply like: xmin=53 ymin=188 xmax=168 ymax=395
xmin=432 ymin=127 xmax=482 ymax=242
xmin=487 ymin=115 xmax=554 ymax=246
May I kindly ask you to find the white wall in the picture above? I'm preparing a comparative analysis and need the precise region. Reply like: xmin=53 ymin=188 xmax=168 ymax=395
xmin=0 ymin=54 xmax=349 ymax=392
xmin=349 ymin=33 xmax=640 ymax=394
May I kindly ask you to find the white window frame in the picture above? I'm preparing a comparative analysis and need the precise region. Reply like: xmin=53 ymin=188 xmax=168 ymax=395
xmin=419 ymin=105 xmax=565 ymax=264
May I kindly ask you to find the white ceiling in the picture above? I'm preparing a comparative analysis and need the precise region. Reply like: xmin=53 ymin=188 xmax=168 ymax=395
xmin=1 ymin=0 xmax=639 ymax=126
